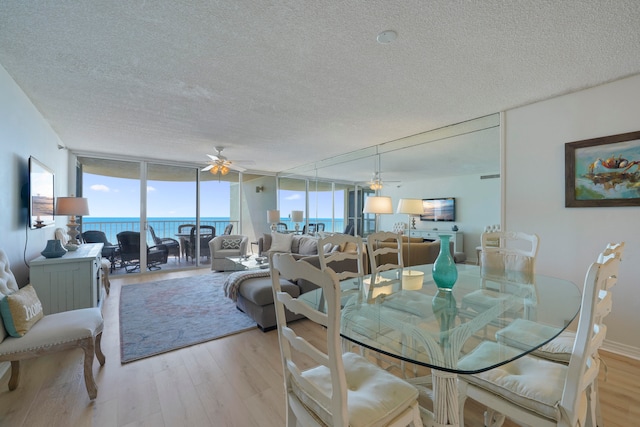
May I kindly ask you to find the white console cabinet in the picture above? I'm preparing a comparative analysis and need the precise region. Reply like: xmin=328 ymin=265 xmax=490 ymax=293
xmin=409 ymin=229 xmax=464 ymax=253
xmin=30 ymin=243 xmax=104 ymax=315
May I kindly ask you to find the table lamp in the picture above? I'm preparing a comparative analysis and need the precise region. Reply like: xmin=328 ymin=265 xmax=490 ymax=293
xmin=267 ymin=209 xmax=280 ymax=232
xmin=55 ymin=196 xmax=90 ymax=245
xmin=291 ymin=210 xmax=304 ymax=233
xmin=397 ymin=198 xmax=425 ymax=289
xmin=363 ymin=196 xmax=392 ymax=233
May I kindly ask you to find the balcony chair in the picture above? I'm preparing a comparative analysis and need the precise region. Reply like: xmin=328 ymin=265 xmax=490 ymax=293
xmin=343 ymin=222 xmax=355 ymax=236
xmin=457 ymin=249 xmax=620 ymax=427
xmin=186 ymin=225 xmax=215 ymax=262
xmin=60 ymin=228 xmax=112 ymax=294
xmin=0 ymin=249 xmax=105 ymax=399
xmin=81 ymin=229 xmax=120 ymax=274
xmin=276 ymin=222 xmax=288 ymax=232
xmin=148 ymin=225 xmax=180 ymax=262
xmin=269 ymin=252 xmax=423 ymax=427
xmin=177 ymin=223 xmax=196 ymax=260
xmin=116 ymin=231 xmax=168 ymax=273
xmin=223 ymin=223 xmax=233 ymax=235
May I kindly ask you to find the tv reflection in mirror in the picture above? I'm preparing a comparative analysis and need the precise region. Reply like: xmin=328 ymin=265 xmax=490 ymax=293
xmin=29 ymin=156 xmax=55 ymax=229
xmin=420 ymin=198 xmax=455 ymax=222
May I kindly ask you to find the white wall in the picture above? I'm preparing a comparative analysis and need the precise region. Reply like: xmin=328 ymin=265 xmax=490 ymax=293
xmin=380 ymin=172 xmax=501 ymax=262
xmin=504 ymin=73 xmax=640 ymax=356
xmin=0 ymin=64 xmax=70 ymax=285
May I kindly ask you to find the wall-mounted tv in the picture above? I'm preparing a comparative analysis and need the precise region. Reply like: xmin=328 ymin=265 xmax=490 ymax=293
xmin=29 ymin=156 xmax=55 ymax=229
xmin=420 ymin=197 xmax=455 ymax=222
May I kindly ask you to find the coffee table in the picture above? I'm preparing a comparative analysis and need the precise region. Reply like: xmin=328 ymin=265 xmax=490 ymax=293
xmin=226 ymin=255 xmax=269 ymax=271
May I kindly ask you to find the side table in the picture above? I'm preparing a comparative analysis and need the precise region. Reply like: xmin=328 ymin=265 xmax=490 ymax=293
xmin=30 ymin=243 xmax=104 ymax=314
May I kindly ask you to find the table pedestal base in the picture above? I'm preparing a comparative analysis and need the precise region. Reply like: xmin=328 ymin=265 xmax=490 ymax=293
xmin=431 ymin=369 xmax=459 ymax=427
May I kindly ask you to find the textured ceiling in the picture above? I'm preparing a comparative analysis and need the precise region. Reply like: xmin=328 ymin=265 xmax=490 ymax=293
xmin=1 ymin=1 xmax=640 ymax=177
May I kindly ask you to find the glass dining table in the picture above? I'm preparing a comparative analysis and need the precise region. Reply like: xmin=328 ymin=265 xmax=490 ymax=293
xmin=299 ymin=263 xmax=581 ymax=427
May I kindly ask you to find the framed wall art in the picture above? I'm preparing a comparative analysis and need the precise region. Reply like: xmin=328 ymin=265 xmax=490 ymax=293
xmin=565 ymin=130 xmax=640 ymax=207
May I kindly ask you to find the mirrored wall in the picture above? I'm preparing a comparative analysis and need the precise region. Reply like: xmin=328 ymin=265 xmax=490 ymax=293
xmin=277 ymin=113 xmax=502 ymax=262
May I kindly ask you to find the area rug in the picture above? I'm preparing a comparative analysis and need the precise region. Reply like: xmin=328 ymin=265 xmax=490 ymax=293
xmin=119 ymin=273 xmax=256 ymax=363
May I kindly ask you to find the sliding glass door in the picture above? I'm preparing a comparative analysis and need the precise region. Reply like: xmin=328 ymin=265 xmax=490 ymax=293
xmin=78 ymin=156 xmax=240 ymax=274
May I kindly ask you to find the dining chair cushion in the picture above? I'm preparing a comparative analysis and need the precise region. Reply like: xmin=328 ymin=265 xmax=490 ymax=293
xmin=0 ymin=285 xmax=44 ymax=337
xmin=269 ymin=232 xmax=293 ymax=253
xmin=291 ymin=351 xmax=419 ymax=427
xmin=532 ymin=331 xmax=575 ymax=363
xmin=458 ymin=341 xmax=568 ymax=420
xmin=496 ymin=318 xmax=574 ymax=363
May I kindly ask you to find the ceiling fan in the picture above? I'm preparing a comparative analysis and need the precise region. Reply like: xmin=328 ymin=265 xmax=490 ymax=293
xmin=201 ymin=146 xmax=251 ymax=176
xmin=359 ymin=171 xmax=401 ymax=191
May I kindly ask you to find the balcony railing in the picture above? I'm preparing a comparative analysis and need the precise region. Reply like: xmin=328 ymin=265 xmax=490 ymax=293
xmin=81 ymin=219 xmax=239 ymax=247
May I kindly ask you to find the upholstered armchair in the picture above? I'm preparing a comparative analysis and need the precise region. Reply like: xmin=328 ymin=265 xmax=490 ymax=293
xmin=209 ymin=235 xmax=249 ymax=271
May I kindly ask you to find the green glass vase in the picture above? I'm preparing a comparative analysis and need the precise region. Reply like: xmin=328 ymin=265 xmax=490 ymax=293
xmin=432 ymin=235 xmax=458 ymax=290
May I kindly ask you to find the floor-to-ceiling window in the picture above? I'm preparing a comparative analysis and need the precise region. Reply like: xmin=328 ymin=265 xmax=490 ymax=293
xmin=78 ymin=156 xmax=240 ymax=274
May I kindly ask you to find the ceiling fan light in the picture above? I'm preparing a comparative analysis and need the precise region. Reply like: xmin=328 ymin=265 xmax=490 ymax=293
xmin=210 ymin=164 xmax=220 ymax=175
xmin=221 ymin=165 xmax=230 ymax=175
xmin=370 ymin=181 xmax=383 ymax=190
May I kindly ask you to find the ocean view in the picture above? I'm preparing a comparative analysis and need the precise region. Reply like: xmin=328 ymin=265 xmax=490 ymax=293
xmin=83 ymin=216 xmax=344 ymax=245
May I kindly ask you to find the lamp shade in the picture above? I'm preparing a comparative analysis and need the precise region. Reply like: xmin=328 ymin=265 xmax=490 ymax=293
xmin=267 ymin=209 xmax=280 ymax=223
xmin=363 ymin=196 xmax=393 ymax=214
xmin=291 ymin=210 xmax=304 ymax=223
xmin=55 ymin=197 xmax=90 ymax=216
xmin=397 ymin=198 xmax=424 ymax=215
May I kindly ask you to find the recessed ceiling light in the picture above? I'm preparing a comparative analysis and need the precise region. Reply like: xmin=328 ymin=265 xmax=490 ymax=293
xmin=377 ymin=30 xmax=397 ymax=44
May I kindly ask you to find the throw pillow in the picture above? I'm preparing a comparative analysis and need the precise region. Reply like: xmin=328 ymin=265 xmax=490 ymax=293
xmin=270 ymin=232 xmax=293 ymax=253
xmin=221 ymin=238 xmax=242 ymax=250
xmin=298 ymin=238 xmax=318 ymax=256
xmin=0 ymin=284 xmax=44 ymax=337
xmin=322 ymin=243 xmax=340 ymax=254
xmin=343 ymin=242 xmax=359 ymax=253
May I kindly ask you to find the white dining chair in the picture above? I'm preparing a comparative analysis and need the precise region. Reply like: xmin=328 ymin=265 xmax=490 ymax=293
xmin=494 ymin=241 xmax=624 ymax=426
xmin=269 ymin=253 xmax=423 ymax=427
xmin=457 ymin=250 xmax=620 ymax=427
xmin=318 ymin=234 xmax=365 ymax=282
xmin=367 ymin=231 xmax=404 ymax=276
xmin=460 ymin=231 xmax=539 ymax=327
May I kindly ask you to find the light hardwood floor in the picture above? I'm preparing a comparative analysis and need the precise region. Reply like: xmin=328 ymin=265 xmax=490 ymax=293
xmin=1 ymin=268 xmax=638 ymax=426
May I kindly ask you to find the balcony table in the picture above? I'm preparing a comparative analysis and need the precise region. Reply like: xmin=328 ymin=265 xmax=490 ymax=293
xmin=298 ymin=263 xmax=581 ymax=427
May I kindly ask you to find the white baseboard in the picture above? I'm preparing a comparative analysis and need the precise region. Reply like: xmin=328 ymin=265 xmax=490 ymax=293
xmin=602 ymin=339 xmax=640 ymax=360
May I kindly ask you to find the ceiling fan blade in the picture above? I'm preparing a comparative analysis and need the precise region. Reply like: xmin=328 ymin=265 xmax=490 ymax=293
xmin=207 ymin=154 xmax=220 ymax=161
xmin=201 ymin=165 xmax=213 ymax=171
xmin=229 ymin=163 xmax=246 ymax=172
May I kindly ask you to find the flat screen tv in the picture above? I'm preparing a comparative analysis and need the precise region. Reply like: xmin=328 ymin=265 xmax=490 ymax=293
xmin=420 ymin=197 xmax=455 ymax=222
xmin=29 ymin=156 xmax=55 ymax=229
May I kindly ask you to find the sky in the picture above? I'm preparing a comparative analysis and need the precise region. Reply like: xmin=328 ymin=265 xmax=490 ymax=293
xmin=83 ymin=173 xmax=230 ymax=218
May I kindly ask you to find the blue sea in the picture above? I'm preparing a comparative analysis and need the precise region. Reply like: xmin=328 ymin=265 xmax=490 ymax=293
xmin=83 ymin=216 xmax=343 ymax=245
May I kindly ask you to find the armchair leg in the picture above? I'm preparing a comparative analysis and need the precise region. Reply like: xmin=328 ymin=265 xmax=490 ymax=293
xmin=95 ymin=332 xmax=106 ymax=366
xmin=8 ymin=360 xmax=20 ymax=391
xmin=81 ymin=337 xmax=98 ymax=399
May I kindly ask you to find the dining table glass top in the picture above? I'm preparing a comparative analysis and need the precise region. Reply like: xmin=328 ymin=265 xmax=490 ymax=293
xmin=299 ymin=263 xmax=581 ymax=374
